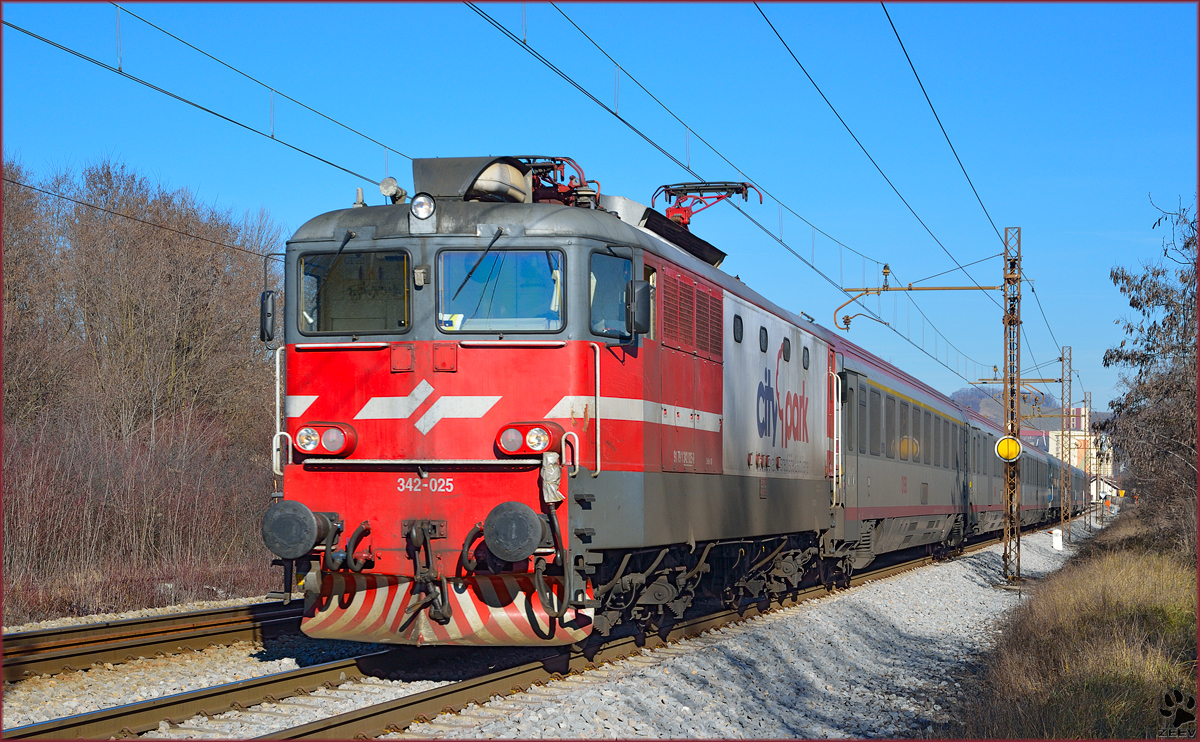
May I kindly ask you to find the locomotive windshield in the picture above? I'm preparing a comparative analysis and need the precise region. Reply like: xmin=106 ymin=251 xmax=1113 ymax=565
xmin=437 ymin=249 xmax=564 ymax=332
xmin=299 ymin=250 xmax=410 ymax=334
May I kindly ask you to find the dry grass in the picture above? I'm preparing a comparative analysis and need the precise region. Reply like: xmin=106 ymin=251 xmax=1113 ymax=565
xmin=950 ymin=511 xmax=1197 ymax=739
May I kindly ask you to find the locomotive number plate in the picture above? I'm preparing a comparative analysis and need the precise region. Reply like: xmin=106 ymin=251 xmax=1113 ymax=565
xmin=396 ymin=476 xmax=455 ymax=493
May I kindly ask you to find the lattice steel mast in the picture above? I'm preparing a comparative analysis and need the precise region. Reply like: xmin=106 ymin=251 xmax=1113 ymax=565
xmin=1061 ymin=346 xmax=1072 ymax=543
xmin=1084 ymin=390 xmax=1093 ymax=528
xmin=1001 ymin=228 xmax=1022 ymax=581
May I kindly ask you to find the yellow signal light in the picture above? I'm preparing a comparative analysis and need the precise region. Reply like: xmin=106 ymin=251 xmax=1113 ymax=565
xmin=995 ymin=436 xmax=1022 ymax=463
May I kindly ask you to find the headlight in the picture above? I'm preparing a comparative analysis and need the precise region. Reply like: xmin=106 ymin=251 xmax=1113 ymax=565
xmin=296 ymin=427 xmax=320 ymax=452
xmin=411 ymin=193 xmax=435 ymax=220
xmin=525 ymin=427 xmax=551 ymax=452
xmin=321 ymin=427 xmax=345 ymax=452
xmin=499 ymin=427 xmax=524 ymax=453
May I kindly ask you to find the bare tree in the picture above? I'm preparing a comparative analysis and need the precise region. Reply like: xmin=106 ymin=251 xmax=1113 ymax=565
xmin=3 ymin=155 xmax=284 ymax=623
xmin=1098 ymin=196 xmax=1197 ymax=559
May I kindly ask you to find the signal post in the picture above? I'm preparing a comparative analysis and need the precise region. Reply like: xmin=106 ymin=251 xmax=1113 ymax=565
xmin=836 ymin=226 xmax=1032 ymax=581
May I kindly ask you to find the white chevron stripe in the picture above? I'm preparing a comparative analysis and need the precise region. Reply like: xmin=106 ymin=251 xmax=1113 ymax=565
xmin=414 ymin=396 xmax=502 ymax=434
xmin=354 ymin=380 xmax=434 ymax=420
xmin=545 ymin=396 xmax=721 ymax=432
xmin=544 ymin=395 xmax=658 ymax=422
xmin=285 ymin=395 xmax=318 ymax=418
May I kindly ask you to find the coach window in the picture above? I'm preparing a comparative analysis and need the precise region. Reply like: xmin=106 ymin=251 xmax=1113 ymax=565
xmin=884 ymin=396 xmax=897 ymax=459
xmin=589 ymin=252 xmax=631 ymax=337
xmin=782 ymin=337 xmax=791 ymax=362
xmin=933 ymin=416 xmax=942 ymax=467
xmin=858 ymin=384 xmax=868 ymax=454
xmin=913 ymin=406 xmax=922 ymax=464
xmin=898 ymin=402 xmax=910 ymax=460
xmin=869 ymin=388 xmax=881 ymax=456
xmin=936 ymin=417 xmax=945 ymax=465
xmin=802 ymin=346 xmax=810 ymax=369
xmin=733 ymin=314 xmax=743 ymax=343
xmin=924 ymin=411 xmax=933 ymax=464
xmin=759 ymin=327 xmax=768 ymax=352
xmin=300 ymin=250 xmax=410 ymax=334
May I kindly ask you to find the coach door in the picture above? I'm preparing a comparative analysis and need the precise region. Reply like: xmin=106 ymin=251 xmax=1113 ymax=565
xmin=839 ymin=371 xmax=862 ymax=517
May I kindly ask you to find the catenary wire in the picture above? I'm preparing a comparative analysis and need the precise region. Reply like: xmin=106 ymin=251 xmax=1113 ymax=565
xmin=549 ymin=2 xmax=882 ymax=266
xmin=3 ymin=177 xmax=282 ymax=262
xmin=880 ymin=3 xmax=1070 ymax=385
xmin=543 ymin=3 xmax=990 ymax=374
xmin=754 ymin=2 xmax=1000 ymax=311
xmin=110 ymin=3 xmax=411 ymax=162
xmin=880 ymin=2 xmax=1001 ymax=245
xmin=908 ymin=252 xmax=1001 ymax=285
xmin=466 ymin=2 xmax=988 ymax=386
xmin=2 ymin=20 xmax=380 ymax=186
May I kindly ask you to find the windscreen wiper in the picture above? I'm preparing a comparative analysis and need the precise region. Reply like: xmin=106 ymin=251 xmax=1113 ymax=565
xmin=316 ymin=229 xmax=356 ymax=309
xmin=453 ymin=227 xmax=503 ymax=301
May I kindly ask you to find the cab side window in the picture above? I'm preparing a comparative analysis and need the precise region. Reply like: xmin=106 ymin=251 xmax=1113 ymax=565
xmin=590 ymin=252 xmax=631 ymax=337
xmin=644 ymin=265 xmax=657 ymax=341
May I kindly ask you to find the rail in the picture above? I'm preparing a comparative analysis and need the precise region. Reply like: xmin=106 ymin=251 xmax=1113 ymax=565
xmin=5 ymin=516 xmax=1083 ymax=739
xmin=3 ymin=652 xmax=393 ymax=740
xmin=2 ymin=602 xmax=303 ymax=684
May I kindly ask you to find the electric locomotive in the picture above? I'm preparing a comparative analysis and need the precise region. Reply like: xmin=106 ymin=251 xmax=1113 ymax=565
xmin=260 ymin=155 xmax=1085 ymax=646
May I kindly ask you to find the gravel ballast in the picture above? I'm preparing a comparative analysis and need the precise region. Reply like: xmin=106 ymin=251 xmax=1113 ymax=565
xmin=2 ymin=521 xmax=1095 ymax=738
xmin=394 ymin=522 xmax=1093 ymax=739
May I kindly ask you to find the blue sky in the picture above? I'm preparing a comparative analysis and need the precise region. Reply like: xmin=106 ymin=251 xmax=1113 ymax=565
xmin=4 ymin=2 xmax=1196 ymax=410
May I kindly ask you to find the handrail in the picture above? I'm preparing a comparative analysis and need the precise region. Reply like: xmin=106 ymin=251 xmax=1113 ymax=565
xmin=590 ymin=343 xmax=601 ymax=477
xmin=563 ymin=432 xmax=581 ymax=478
xmin=274 ymin=346 xmax=284 ymax=437
xmin=272 ymin=347 xmax=289 ymax=476
xmin=831 ymin=359 xmax=841 ymax=507
xmin=272 ymin=432 xmax=293 ymax=476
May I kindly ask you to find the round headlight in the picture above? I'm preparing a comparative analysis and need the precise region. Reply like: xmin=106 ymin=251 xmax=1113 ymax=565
xmin=525 ymin=427 xmax=551 ymax=452
xmin=410 ymin=193 xmax=435 ymax=220
xmin=499 ymin=427 xmax=524 ymax=453
xmin=321 ymin=427 xmax=345 ymax=452
xmin=296 ymin=427 xmax=320 ymax=452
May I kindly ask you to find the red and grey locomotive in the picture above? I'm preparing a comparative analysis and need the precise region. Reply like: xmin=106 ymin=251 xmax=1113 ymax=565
xmin=259 ymin=155 xmax=1084 ymax=646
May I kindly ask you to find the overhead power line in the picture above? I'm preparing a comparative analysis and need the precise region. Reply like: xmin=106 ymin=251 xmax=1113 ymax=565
xmin=549 ymin=2 xmax=882 ymax=267
xmin=110 ymin=3 xmax=411 ymax=163
xmin=880 ymin=2 xmax=1002 ymax=244
xmin=754 ymin=3 xmax=1001 ymax=312
xmin=465 ymin=1 xmax=989 ymax=385
xmin=880 ymin=2 xmax=1070 ymax=385
xmin=2 ymin=20 xmax=379 ymax=185
xmin=3 ymin=177 xmax=281 ymax=262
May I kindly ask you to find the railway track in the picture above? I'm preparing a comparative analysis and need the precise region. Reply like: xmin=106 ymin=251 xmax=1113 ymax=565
xmin=2 ymin=601 xmax=304 ymax=683
xmin=7 ymin=513 xmax=1089 ymax=739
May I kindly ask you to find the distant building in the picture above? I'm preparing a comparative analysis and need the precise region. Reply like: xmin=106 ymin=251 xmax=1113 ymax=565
xmin=1044 ymin=406 xmax=1114 ymax=502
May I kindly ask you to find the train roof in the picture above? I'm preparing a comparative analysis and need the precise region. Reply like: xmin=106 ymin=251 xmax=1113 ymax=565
xmin=290 ymin=157 xmax=1076 ymax=471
